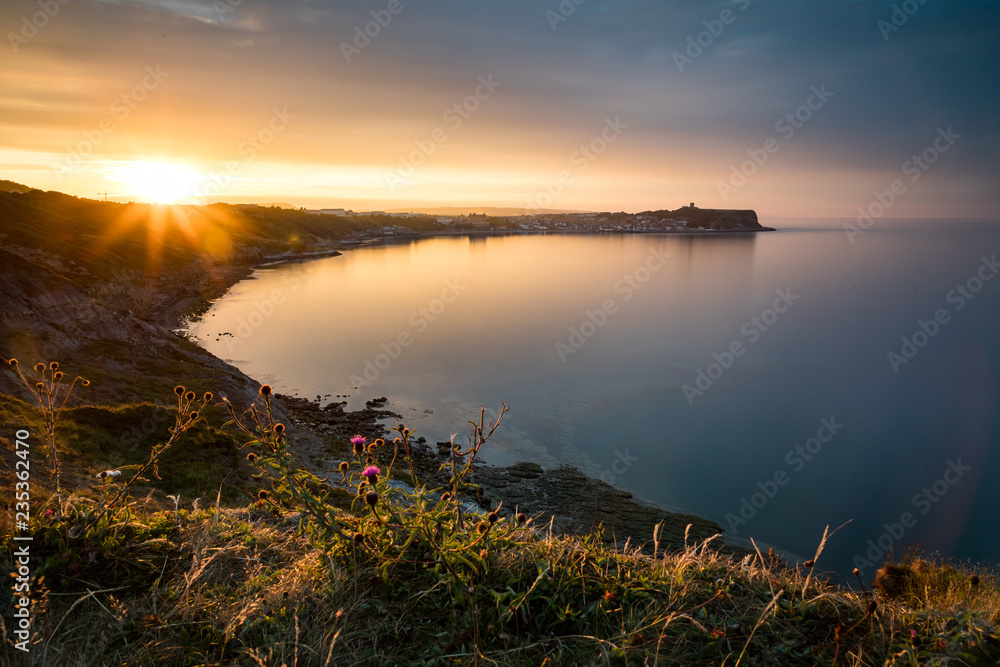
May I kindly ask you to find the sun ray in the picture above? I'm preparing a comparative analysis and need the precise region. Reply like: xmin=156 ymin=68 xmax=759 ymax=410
xmin=88 ymin=200 xmax=245 ymax=278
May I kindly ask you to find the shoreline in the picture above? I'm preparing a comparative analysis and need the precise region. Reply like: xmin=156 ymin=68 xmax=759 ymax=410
xmin=348 ymin=226 xmax=776 ymax=249
xmin=172 ymin=233 xmax=776 ymax=557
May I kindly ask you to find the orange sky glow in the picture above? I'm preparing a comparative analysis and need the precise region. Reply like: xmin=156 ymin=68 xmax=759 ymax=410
xmin=1 ymin=1 xmax=996 ymax=218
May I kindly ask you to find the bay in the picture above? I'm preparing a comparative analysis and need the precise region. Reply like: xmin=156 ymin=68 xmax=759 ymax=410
xmin=189 ymin=219 xmax=1000 ymax=574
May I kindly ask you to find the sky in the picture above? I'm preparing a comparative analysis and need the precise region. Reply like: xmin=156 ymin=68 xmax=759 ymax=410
xmin=1 ymin=0 xmax=998 ymax=218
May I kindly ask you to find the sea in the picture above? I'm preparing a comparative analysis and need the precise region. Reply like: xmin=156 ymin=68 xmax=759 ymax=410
xmin=188 ymin=218 xmax=1000 ymax=576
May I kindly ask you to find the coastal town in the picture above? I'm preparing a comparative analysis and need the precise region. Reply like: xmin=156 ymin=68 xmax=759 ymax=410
xmin=287 ymin=203 xmax=768 ymax=240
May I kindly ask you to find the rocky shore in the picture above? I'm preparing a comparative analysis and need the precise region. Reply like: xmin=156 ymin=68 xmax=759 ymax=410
xmin=276 ymin=394 xmax=727 ymax=555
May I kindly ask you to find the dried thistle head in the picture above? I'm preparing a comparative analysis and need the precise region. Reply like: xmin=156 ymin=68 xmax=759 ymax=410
xmin=7 ymin=358 xmax=17 ymax=368
xmin=174 ymin=385 xmax=185 ymax=396
xmin=259 ymin=384 xmax=272 ymax=397
xmin=185 ymin=391 xmax=196 ymax=401
xmin=203 ymin=391 xmax=213 ymax=401
xmin=49 ymin=361 xmax=59 ymax=370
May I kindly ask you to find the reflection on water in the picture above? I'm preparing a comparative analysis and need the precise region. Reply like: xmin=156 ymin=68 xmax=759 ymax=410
xmin=190 ymin=224 xmax=1000 ymax=574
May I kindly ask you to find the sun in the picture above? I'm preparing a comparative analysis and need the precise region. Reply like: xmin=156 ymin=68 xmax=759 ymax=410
xmin=117 ymin=161 xmax=203 ymax=204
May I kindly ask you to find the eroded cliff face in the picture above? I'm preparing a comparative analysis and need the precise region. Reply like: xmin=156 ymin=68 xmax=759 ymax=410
xmin=711 ymin=209 xmax=762 ymax=230
xmin=675 ymin=207 xmax=764 ymax=230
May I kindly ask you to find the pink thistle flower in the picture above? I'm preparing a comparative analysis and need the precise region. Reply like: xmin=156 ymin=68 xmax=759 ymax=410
xmin=362 ymin=465 xmax=380 ymax=481
xmin=351 ymin=435 xmax=367 ymax=446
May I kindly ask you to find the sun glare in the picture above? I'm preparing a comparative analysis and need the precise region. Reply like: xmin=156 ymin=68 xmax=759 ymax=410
xmin=117 ymin=161 xmax=203 ymax=204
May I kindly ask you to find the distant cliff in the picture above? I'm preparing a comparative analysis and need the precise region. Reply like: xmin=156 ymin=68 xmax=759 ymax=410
xmin=644 ymin=206 xmax=770 ymax=231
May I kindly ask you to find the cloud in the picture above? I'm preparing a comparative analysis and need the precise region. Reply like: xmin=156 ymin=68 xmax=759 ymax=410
xmin=0 ymin=0 xmax=996 ymax=214
xmin=94 ymin=0 xmax=264 ymax=30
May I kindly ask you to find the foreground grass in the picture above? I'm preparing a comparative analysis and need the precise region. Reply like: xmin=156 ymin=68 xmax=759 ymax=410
xmin=2 ymin=374 xmax=998 ymax=666
xmin=2 ymin=498 xmax=998 ymax=666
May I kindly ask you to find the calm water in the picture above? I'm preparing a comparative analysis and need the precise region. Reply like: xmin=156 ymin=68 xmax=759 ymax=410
xmin=190 ymin=220 xmax=1000 ymax=575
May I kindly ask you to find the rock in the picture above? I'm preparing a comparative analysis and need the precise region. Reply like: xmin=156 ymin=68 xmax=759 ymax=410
xmin=874 ymin=563 xmax=916 ymax=600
